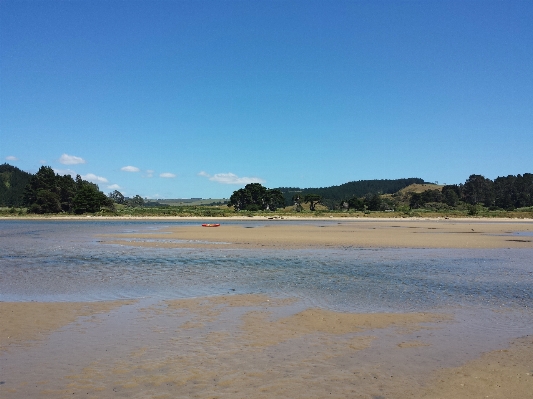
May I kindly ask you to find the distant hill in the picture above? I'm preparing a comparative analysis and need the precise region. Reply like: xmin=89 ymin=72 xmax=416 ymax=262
xmin=0 ymin=163 xmax=32 ymax=207
xmin=276 ymin=178 xmax=426 ymax=209
xmin=397 ymin=183 xmax=444 ymax=195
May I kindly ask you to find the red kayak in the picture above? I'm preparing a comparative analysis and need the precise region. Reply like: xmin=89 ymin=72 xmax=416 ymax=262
xmin=202 ymin=224 xmax=220 ymax=227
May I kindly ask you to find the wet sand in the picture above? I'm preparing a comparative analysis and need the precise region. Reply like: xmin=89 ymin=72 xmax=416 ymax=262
xmin=2 ymin=220 xmax=532 ymax=398
xmin=0 ymin=300 xmax=135 ymax=352
xmin=1 ymin=295 xmax=531 ymax=398
xmin=105 ymin=219 xmax=533 ymax=249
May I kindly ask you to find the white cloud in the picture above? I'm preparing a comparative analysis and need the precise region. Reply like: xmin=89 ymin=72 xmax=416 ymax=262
xmin=199 ymin=171 xmax=265 ymax=185
xmin=6 ymin=155 xmax=18 ymax=161
xmin=59 ymin=153 xmax=86 ymax=165
xmin=81 ymin=173 xmax=109 ymax=184
xmin=160 ymin=172 xmax=176 ymax=178
xmin=107 ymin=184 xmax=121 ymax=190
xmin=54 ymin=168 xmax=76 ymax=177
xmin=144 ymin=169 xmax=154 ymax=178
xmin=121 ymin=166 xmax=140 ymax=172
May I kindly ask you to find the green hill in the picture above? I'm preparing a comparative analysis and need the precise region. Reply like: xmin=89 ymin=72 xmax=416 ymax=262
xmin=276 ymin=178 xmax=426 ymax=209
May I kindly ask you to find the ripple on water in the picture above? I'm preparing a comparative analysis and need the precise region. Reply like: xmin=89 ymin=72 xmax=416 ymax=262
xmin=0 ymin=221 xmax=532 ymax=315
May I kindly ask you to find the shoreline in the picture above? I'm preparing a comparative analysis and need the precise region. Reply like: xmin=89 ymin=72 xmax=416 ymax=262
xmin=2 ymin=214 xmax=532 ymax=222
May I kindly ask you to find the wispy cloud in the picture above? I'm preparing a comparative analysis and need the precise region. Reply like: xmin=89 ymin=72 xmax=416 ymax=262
xmin=107 ymin=184 xmax=121 ymax=190
xmin=121 ymin=165 xmax=140 ymax=172
xmin=198 ymin=171 xmax=265 ymax=185
xmin=59 ymin=153 xmax=86 ymax=165
xmin=160 ymin=172 xmax=176 ymax=178
xmin=82 ymin=173 xmax=109 ymax=184
xmin=5 ymin=155 xmax=18 ymax=161
xmin=144 ymin=169 xmax=154 ymax=178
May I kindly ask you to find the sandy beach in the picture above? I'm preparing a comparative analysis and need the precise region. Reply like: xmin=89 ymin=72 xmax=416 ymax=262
xmin=1 ymin=295 xmax=532 ymax=398
xmin=103 ymin=218 xmax=533 ymax=249
xmin=1 ymin=218 xmax=532 ymax=398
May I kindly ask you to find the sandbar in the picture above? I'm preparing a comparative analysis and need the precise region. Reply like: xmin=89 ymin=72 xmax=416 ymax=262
xmin=104 ymin=219 xmax=533 ymax=249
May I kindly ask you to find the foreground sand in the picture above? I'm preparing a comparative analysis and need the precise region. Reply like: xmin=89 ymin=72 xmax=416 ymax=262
xmin=104 ymin=219 xmax=533 ymax=249
xmin=0 ymin=301 xmax=135 ymax=351
xmin=1 ymin=296 xmax=532 ymax=398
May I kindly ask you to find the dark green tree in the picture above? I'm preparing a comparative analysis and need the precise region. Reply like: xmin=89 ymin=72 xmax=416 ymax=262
xmin=72 ymin=183 xmax=109 ymax=214
xmin=409 ymin=193 xmax=423 ymax=209
xmin=23 ymin=166 xmax=59 ymax=208
xmin=515 ymin=173 xmax=533 ymax=207
xmin=228 ymin=183 xmax=286 ymax=211
xmin=410 ymin=189 xmax=442 ymax=209
xmin=463 ymin=174 xmax=494 ymax=206
xmin=346 ymin=196 xmax=365 ymax=211
xmin=365 ymin=194 xmax=382 ymax=211
xmin=441 ymin=185 xmax=461 ymax=207
xmin=493 ymin=173 xmax=533 ymax=209
xmin=245 ymin=183 xmax=268 ymax=209
xmin=127 ymin=195 xmax=145 ymax=208
xmin=29 ymin=189 xmax=62 ymax=214
xmin=57 ymin=174 xmax=77 ymax=212
xmin=0 ymin=163 xmax=32 ymax=207
xmin=23 ymin=167 xmax=109 ymax=214
xmin=228 ymin=188 xmax=252 ymax=211
xmin=108 ymin=190 xmax=125 ymax=205
xmin=304 ymin=194 xmax=322 ymax=211
xmin=292 ymin=194 xmax=303 ymax=212
xmin=265 ymin=189 xmax=285 ymax=211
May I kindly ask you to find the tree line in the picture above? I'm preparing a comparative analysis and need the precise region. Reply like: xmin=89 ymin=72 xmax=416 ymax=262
xmin=276 ymin=178 xmax=424 ymax=209
xmin=227 ymin=183 xmax=285 ymax=211
xmin=2 ymin=163 xmax=531 ymax=214
xmin=228 ymin=184 xmax=394 ymax=212
xmin=0 ymin=164 xmax=159 ymax=214
xmin=229 ymin=173 xmax=533 ymax=213
xmin=409 ymin=174 xmax=533 ymax=211
xmin=22 ymin=166 xmax=112 ymax=214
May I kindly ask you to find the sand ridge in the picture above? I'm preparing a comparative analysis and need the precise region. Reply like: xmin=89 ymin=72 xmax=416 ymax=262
xmin=103 ymin=219 xmax=533 ymax=249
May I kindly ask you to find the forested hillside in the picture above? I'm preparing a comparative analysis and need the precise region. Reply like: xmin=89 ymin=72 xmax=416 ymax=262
xmin=21 ymin=166 xmax=111 ymax=214
xmin=276 ymin=178 xmax=425 ymax=209
xmin=0 ymin=163 xmax=32 ymax=207
xmin=410 ymin=174 xmax=533 ymax=211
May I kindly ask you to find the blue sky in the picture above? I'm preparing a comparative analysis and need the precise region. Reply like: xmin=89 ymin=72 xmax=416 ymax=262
xmin=1 ymin=1 xmax=532 ymax=199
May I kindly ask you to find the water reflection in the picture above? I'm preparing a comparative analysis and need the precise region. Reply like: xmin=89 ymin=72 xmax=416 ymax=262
xmin=1 ymin=221 xmax=532 ymax=313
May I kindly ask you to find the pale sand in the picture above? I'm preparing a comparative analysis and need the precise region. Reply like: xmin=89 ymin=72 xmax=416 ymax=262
xmin=0 ymin=300 xmax=134 ymax=352
xmin=1 ymin=295 xmax=532 ymax=398
xmin=104 ymin=219 xmax=533 ymax=249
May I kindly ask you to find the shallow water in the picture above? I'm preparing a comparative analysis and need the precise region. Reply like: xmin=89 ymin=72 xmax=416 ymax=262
xmin=1 ymin=220 xmax=532 ymax=310
xmin=1 ymin=220 xmax=532 ymax=312
xmin=1 ymin=220 xmax=533 ymax=398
